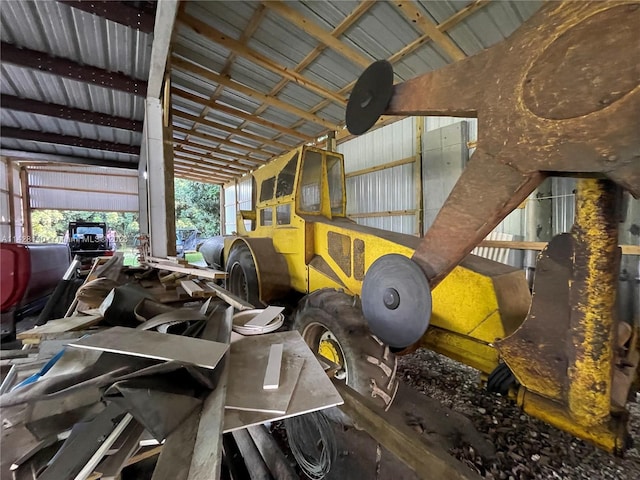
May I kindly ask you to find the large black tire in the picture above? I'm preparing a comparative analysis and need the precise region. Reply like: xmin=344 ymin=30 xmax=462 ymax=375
xmin=226 ymin=243 xmax=262 ymax=307
xmin=294 ymin=289 xmax=398 ymax=410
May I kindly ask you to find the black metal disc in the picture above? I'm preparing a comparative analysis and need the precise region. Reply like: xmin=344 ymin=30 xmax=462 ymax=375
xmin=361 ymin=254 xmax=431 ymax=348
xmin=346 ymin=60 xmax=394 ymax=135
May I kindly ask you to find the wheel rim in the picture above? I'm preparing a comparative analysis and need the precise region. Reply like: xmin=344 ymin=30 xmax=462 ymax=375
xmin=302 ymin=322 xmax=348 ymax=381
xmin=228 ymin=262 xmax=248 ymax=300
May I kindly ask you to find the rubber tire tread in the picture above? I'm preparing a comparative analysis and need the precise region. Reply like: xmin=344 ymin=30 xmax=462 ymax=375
xmin=294 ymin=288 xmax=398 ymax=410
xmin=226 ymin=243 xmax=261 ymax=308
xmin=487 ymin=362 xmax=517 ymax=396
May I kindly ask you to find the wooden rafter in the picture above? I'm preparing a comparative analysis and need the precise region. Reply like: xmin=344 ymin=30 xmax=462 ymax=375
xmin=173 ymin=126 xmax=275 ymax=158
xmin=174 ymin=169 xmax=227 ymax=184
xmin=172 ymin=110 xmax=291 ymax=150
xmin=174 ymin=144 xmax=264 ymax=168
xmin=216 ymin=1 xmax=375 ymax=153
xmin=174 ymin=161 xmax=238 ymax=178
xmin=262 ymin=1 xmax=371 ymax=68
xmin=178 ymin=13 xmax=347 ymax=106
xmin=176 ymin=6 xmax=268 ymax=148
xmin=171 ymin=57 xmax=340 ymax=131
xmin=174 ymin=152 xmax=252 ymax=173
xmin=172 ymin=88 xmax=314 ymax=142
xmin=273 ymin=0 xmax=492 ymax=144
xmin=393 ymin=1 xmax=466 ymax=61
xmin=174 ymin=142 xmax=265 ymax=167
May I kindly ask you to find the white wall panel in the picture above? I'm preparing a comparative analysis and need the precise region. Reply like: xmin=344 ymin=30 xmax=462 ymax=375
xmin=28 ymin=165 xmax=138 ymax=212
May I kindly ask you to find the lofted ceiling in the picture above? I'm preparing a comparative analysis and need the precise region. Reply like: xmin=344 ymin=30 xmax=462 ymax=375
xmin=0 ymin=0 xmax=542 ymax=185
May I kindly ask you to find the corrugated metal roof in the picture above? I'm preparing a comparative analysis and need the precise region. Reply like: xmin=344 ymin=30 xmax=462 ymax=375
xmin=0 ymin=0 xmax=152 ymax=172
xmin=0 ymin=0 xmax=151 ymax=80
xmin=169 ymin=0 xmax=544 ymax=181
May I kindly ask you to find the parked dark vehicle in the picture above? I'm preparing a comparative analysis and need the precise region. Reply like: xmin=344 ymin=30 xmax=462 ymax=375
xmin=68 ymin=221 xmax=115 ymax=258
xmin=0 ymin=243 xmax=71 ymax=339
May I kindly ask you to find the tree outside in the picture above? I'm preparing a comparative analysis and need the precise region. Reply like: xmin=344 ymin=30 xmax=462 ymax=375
xmin=27 ymin=178 xmax=221 ymax=248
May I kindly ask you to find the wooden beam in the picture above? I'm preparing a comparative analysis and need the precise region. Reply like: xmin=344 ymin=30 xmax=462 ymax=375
xmin=345 ymin=155 xmax=417 ymax=178
xmin=393 ymin=1 xmax=466 ymax=62
xmin=6 ymin=159 xmax=16 ymax=238
xmin=1 ymin=94 xmax=142 ymax=131
xmin=174 ymin=159 xmax=240 ymax=176
xmin=19 ymin=167 xmax=31 ymax=240
xmin=174 ymin=165 xmax=237 ymax=181
xmin=173 ymin=110 xmax=291 ymax=150
xmin=218 ymin=1 xmax=374 ymax=149
xmin=1 ymin=43 xmax=147 ymax=96
xmin=348 ymin=209 xmax=416 ymax=219
xmin=173 ymin=125 xmax=273 ymax=158
xmin=175 ymin=144 xmax=264 ymax=168
xmin=263 ymin=1 xmax=371 ymax=68
xmin=171 ymin=57 xmax=340 ymax=131
xmin=172 ymin=88 xmax=313 ymax=142
xmin=333 ymin=380 xmax=481 ymax=480
xmin=178 ymin=13 xmax=347 ymax=106
xmin=174 ymin=144 xmax=264 ymax=167
xmin=175 ymin=171 xmax=229 ymax=185
xmin=282 ymin=0 xmax=491 ymax=145
xmin=478 ymin=240 xmax=640 ymax=256
xmin=58 ymin=1 xmax=156 ymax=33
xmin=2 ymin=128 xmax=140 ymax=155
xmin=174 ymin=153 xmax=250 ymax=173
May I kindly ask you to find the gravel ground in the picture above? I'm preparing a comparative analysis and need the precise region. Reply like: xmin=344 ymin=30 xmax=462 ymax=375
xmin=397 ymin=349 xmax=640 ymax=480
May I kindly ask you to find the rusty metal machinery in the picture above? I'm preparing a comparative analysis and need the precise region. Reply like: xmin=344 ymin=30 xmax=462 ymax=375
xmin=347 ymin=1 xmax=639 ymax=453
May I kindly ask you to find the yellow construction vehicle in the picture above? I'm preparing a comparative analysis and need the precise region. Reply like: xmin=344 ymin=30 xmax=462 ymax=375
xmin=206 ymin=2 xmax=639 ymax=454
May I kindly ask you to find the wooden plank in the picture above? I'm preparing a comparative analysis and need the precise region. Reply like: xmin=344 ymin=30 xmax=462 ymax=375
xmin=333 ymin=379 xmax=482 ymax=480
xmin=17 ymin=315 xmax=103 ymax=341
xmin=345 ymin=155 xmax=417 ymax=178
xmin=263 ymin=344 xmax=283 ymax=390
xmin=244 ymin=305 xmax=285 ymax=327
xmin=478 ymin=240 xmax=640 ymax=255
xmin=180 ymin=280 xmax=205 ymax=298
xmin=173 ymin=110 xmax=291 ymax=150
xmin=348 ymin=209 xmax=416 ymax=219
xmin=179 ymin=14 xmax=347 ymax=106
xmin=172 ymin=88 xmax=314 ymax=142
xmin=172 ymin=57 xmax=341 ymax=131
xmin=393 ymin=1 xmax=466 ymax=61
xmin=204 ymin=282 xmax=254 ymax=310
xmin=124 ymin=446 xmax=163 ymax=467
xmin=144 ymin=259 xmax=227 ymax=280
xmin=263 ymin=1 xmax=371 ymax=68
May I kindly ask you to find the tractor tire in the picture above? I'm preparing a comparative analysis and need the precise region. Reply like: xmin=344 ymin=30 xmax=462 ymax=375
xmin=226 ymin=243 xmax=261 ymax=307
xmin=294 ymin=288 xmax=398 ymax=411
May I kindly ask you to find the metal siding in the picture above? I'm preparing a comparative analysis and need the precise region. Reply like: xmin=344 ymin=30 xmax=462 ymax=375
xmin=338 ymin=117 xmax=416 ymax=235
xmin=1 ymin=66 xmax=145 ymax=120
xmin=552 ymin=177 xmax=576 ymax=235
xmin=30 ymin=189 xmax=138 ymax=212
xmin=224 ymin=183 xmax=236 ymax=235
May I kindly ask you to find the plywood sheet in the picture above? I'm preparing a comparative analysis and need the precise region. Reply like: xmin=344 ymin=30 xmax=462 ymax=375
xmin=68 ymin=327 xmax=228 ymax=370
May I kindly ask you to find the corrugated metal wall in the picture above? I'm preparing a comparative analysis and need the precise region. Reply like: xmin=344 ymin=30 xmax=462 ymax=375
xmin=223 ymin=175 xmax=254 ymax=234
xmin=224 ymin=183 xmax=236 ymax=235
xmin=338 ymin=117 xmax=418 ymax=235
xmin=28 ymin=165 xmax=138 ymax=212
xmin=0 ymin=157 xmax=10 ymax=241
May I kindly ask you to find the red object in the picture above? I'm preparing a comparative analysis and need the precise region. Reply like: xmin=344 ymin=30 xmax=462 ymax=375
xmin=0 ymin=243 xmax=71 ymax=313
